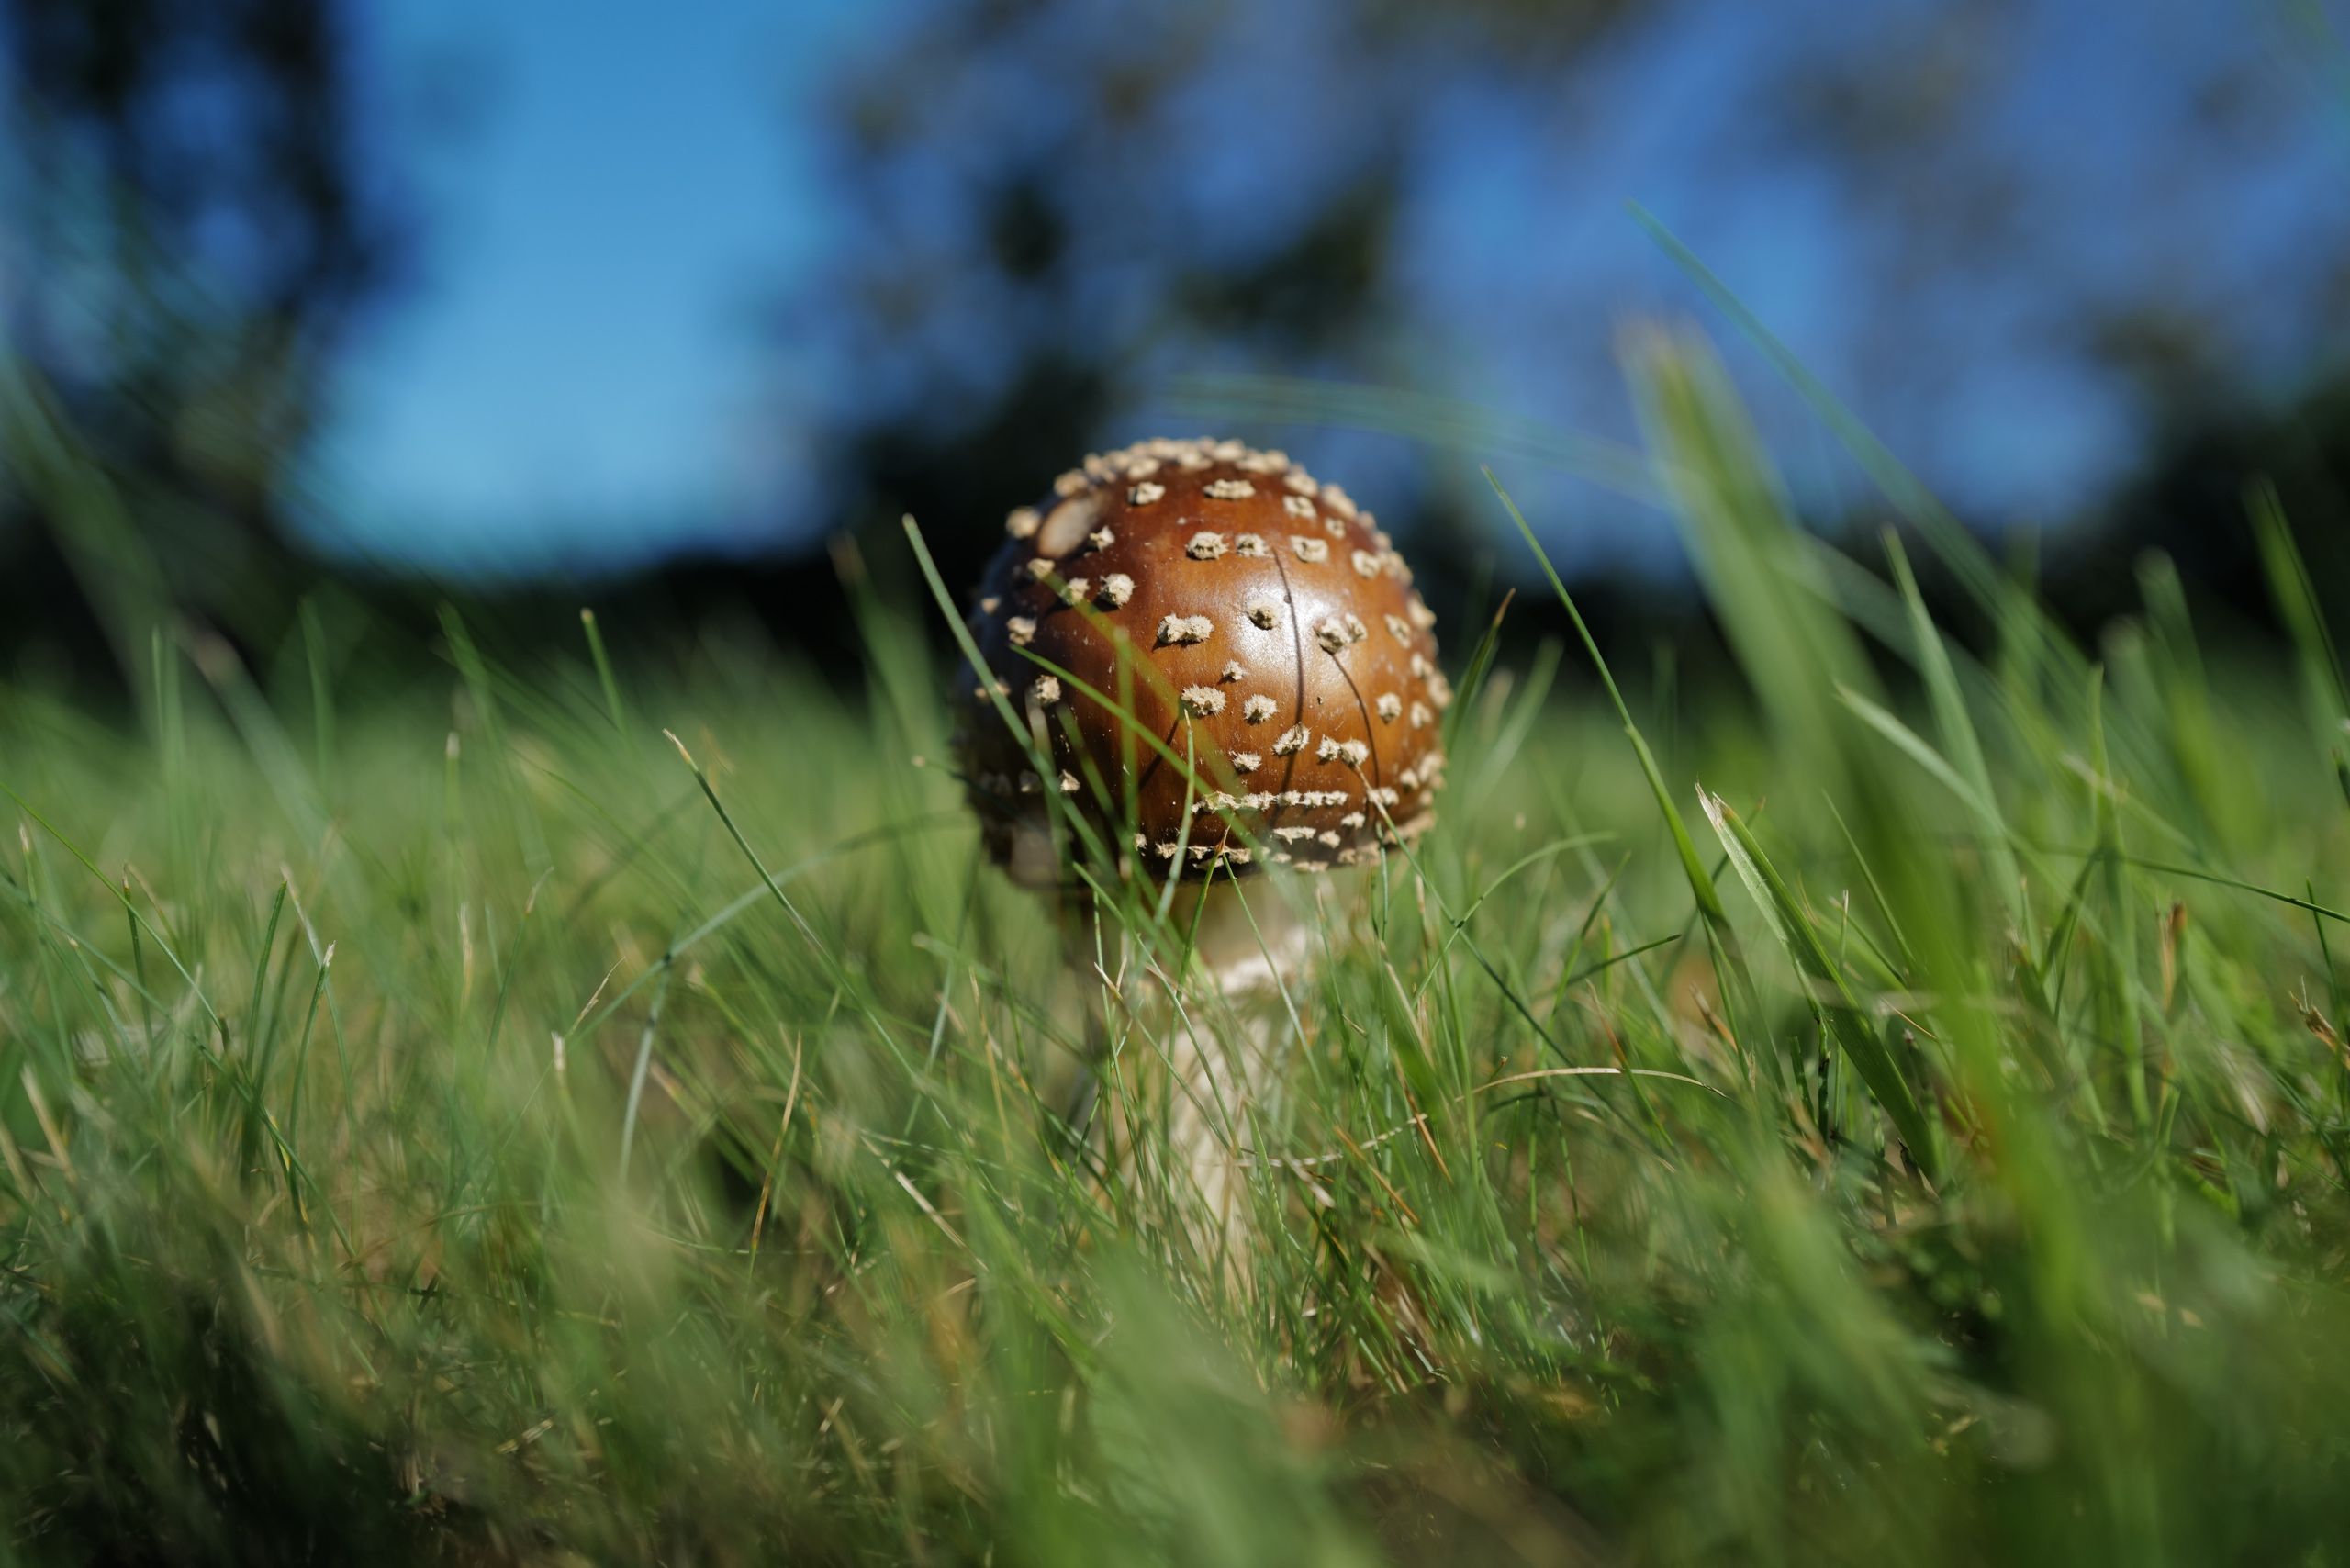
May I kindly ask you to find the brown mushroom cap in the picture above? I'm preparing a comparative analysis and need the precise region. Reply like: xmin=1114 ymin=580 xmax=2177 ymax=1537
xmin=957 ymin=436 xmax=1447 ymax=884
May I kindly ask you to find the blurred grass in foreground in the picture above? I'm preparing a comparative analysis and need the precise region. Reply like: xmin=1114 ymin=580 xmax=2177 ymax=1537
xmin=7 ymin=331 xmax=2350 ymax=1564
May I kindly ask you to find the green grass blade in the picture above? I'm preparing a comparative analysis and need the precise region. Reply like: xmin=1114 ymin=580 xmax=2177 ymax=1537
xmin=1486 ymin=472 xmax=1732 ymax=938
xmin=2249 ymin=479 xmax=2350 ymax=764
xmin=1883 ymin=532 xmax=2030 ymax=943
xmin=1701 ymin=790 xmax=1936 ymax=1171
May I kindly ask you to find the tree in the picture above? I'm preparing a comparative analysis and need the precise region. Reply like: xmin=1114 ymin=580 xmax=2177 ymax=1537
xmin=786 ymin=0 xmax=2348 ymax=642
xmin=0 ymin=0 xmax=402 ymax=685
xmin=785 ymin=0 xmax=1638 ymax=611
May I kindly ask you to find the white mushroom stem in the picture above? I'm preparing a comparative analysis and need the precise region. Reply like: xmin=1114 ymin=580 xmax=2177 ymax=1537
xmin=1057 ymin=871 xmax=1312 ymax=1282
xmin=1159 ymin=878 xmax=1311 ymax=1269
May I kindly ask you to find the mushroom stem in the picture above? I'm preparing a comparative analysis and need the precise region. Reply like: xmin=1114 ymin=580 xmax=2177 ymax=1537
xmin=1165 ymin=877 xmax=1310 ymax=1273
xmin=1067 ymin=874 xmax=1311 ymax=1283
xmin=1177 ymin=874 xmax=1315 ymax=999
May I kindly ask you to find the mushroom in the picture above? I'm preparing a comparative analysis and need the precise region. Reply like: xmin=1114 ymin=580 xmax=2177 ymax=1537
xmin=956 ymin=437 xmax=1445 ymax=1254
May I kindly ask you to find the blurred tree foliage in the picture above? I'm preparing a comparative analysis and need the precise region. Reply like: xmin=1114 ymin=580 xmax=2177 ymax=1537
xmin=788 ymin=0 xmax=1640 ymax=623
xmin=0 ymin=0 xmax=2342 ymax=700
xmin=793 ymin=0 xmax=2350 ymax=658
xmin=0 ymin=0 xmax=399 ymax=689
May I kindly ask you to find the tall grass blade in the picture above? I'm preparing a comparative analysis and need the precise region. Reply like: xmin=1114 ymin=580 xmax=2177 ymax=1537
xmin=1701 ymin=790 xmax=1936 ymax=1171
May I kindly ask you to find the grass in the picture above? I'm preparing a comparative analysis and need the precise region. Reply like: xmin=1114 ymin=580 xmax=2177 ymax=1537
xmin=8 ymin=331 xmax=2350 ymax=1564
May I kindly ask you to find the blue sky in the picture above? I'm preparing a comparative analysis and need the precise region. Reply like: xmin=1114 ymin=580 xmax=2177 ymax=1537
xmin=308 ymin=0 xmax=2350 ymax=579
xmin=312 ymin=0 xmax=883 ymax=573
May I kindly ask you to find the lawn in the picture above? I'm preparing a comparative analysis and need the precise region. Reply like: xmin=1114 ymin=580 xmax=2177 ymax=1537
xmin=6 ymin=334 xmax=2350 ymax=1564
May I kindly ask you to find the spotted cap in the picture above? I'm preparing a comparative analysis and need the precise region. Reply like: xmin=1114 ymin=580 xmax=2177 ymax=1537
xmin=957 ymin=437 xmax=1446 ymax=883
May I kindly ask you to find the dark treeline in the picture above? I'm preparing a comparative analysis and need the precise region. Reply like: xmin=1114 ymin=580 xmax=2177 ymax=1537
xmin=8 ymin=378 xmax=2345 ymax=719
